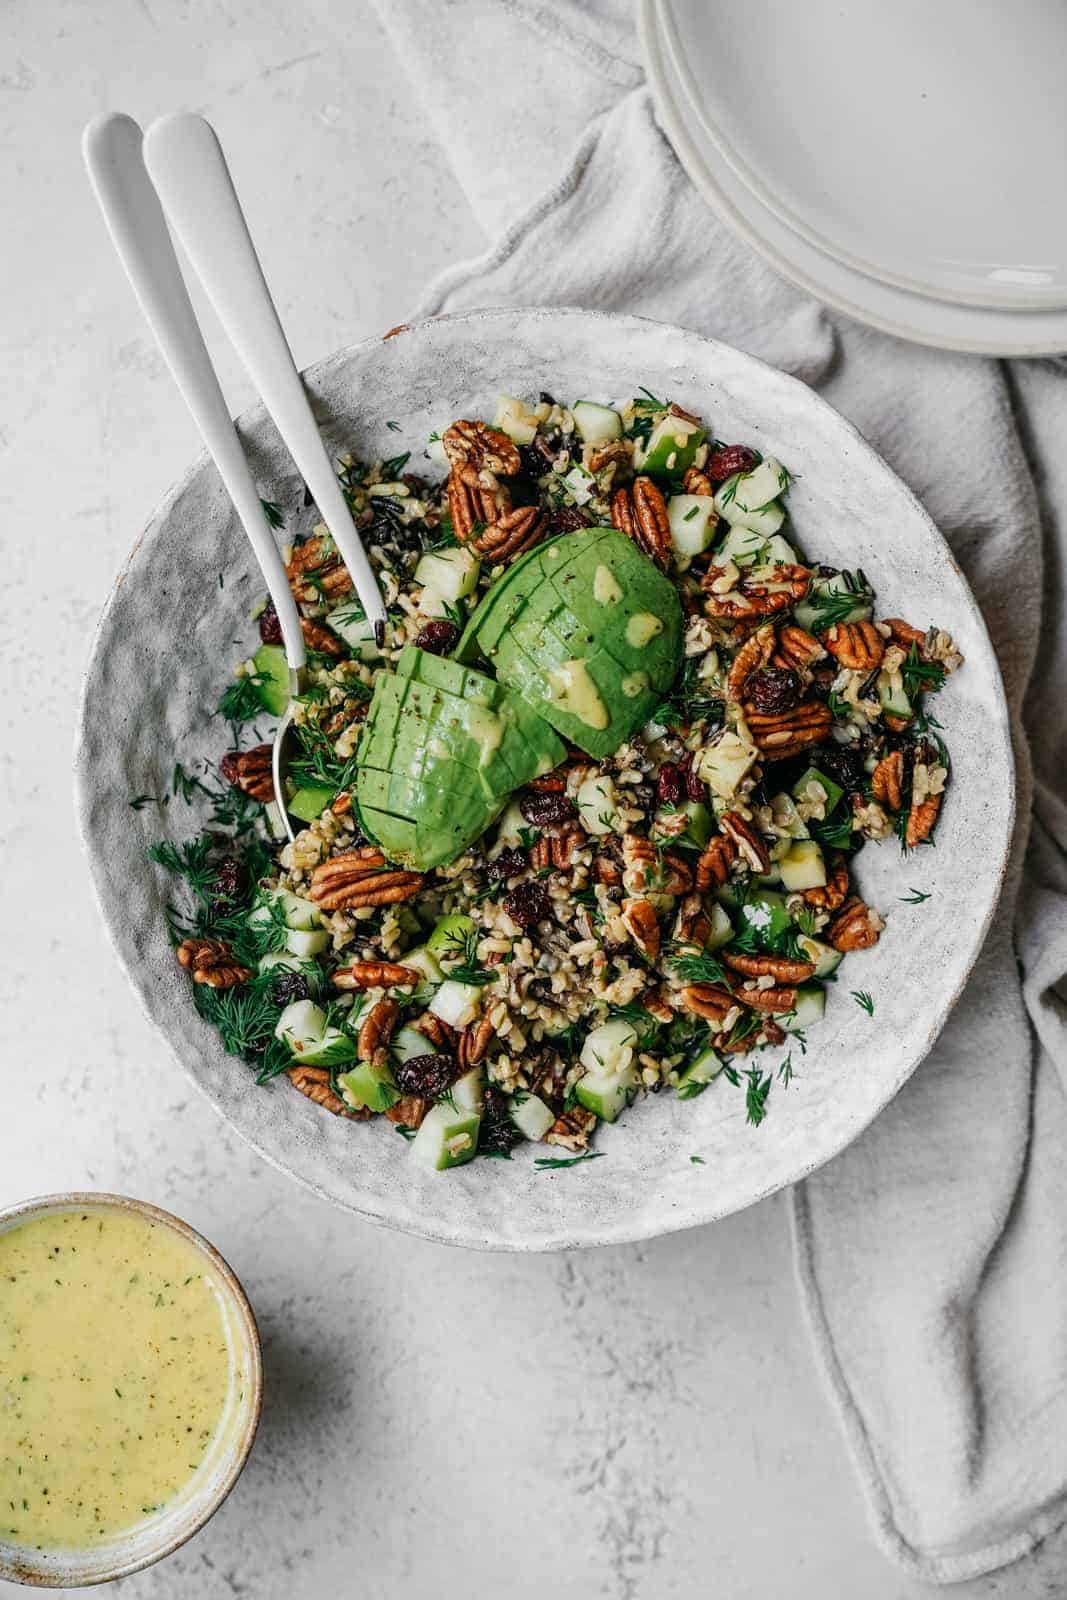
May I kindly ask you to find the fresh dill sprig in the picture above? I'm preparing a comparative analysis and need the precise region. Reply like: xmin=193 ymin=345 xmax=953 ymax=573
xmin=658 ymin=655 xmax=724 ymax=731
xmin=851 ymin=990 xmax=875 ymax=1016
xmin=129 ymin=793 xmax=167 ymax=811
xmin=217 ymin=674 xmax=270 ymax=724
xmin=380 ymin=451 xmax=411 ymax=479
xmin=534 ymin=1151 xmax=604 ymax=1171
xmin=665 ymin=945 xmax=726 ymax=987
xmin=171 ymin=762 xmax=213 ymax=806
xmin=440 ymin=927 xmax=496 ymax=987
xmin=744 ymin=1067 xmax=772 ymax=1127
xmin=146 ymin=837 xmax=216 ymax=903
xmin=805 ymin=570 xmax=875 ymax=633
xmin=901 ymin=643 xmax=946 ymax=702
xmin=193 ymin=979 xmax=281 ymax=1061
xmin=899 ymin=887 xmax=932 ymax=904
xmin=260 ymin=498 xmax=285 ymax=530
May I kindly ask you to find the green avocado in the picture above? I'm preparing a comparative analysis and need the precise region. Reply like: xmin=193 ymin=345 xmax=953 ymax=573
xmin=460 ymin=528 xmax=683 ymax=757
xmin=355 ymin=649 xmax=565 ymax=870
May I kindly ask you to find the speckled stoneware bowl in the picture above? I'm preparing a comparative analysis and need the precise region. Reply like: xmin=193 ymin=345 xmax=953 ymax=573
xmin=74 ymin=308 xmax=1014 ymax=1251
xmin=0 ymin=1192 xmax=262 ymax=1587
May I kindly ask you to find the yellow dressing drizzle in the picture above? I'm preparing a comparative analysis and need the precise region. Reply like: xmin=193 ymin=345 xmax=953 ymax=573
xmin=621 ymin=671 xmax=650 ymax=699
xmin=0 ymin=1209 xmax=242 ymax=1550
xmin=547 ymin=659 xmax=609 ymax=730
xmin=625 ymin=612 xmax=664 ymax=648
xmin=592 ymin=565 xmax=622 ymax=605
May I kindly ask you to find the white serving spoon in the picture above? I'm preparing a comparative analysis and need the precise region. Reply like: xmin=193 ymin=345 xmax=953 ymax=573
xmin=83 ymin=112 xmax=386 ymax=841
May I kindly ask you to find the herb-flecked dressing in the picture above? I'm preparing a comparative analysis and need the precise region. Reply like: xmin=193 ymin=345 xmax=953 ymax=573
xmin=0 ymin=1209 xmax=238 ymax=1549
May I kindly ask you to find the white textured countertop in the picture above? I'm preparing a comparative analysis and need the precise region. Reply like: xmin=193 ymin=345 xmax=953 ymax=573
xmin=2 ymin=3 xmax=1062 ymax=1594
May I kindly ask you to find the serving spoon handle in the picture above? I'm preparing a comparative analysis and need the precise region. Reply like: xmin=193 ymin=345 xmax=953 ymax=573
xmin=82 ymin=113 xmax=307 ymax=684
xmin=143 ymin=112 xmax=386 ymax=639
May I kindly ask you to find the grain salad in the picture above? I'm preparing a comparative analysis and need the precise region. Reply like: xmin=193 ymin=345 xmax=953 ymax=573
xmin=147 ymin=387 xmax=963 ymax=1171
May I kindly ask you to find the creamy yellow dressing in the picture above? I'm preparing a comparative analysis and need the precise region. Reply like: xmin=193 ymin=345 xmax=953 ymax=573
xmin=547 ymin=659 xmax=609 ymax=730
xmin=0 ymin=1209 xmax=240 ymax=1550
xmin=625 ymin=612 xmax=664 ymax=648
xmin=465 ymin=703 xmax=504 ymax=766
xmin=592 ymin=565 xmax=622 ymax=605
xmin=621 ymin=671 xmax=650 ymax=699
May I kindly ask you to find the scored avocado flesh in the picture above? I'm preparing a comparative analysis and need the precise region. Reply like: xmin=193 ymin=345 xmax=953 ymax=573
xmin=461 ymin=528 xmax=682 ymax=756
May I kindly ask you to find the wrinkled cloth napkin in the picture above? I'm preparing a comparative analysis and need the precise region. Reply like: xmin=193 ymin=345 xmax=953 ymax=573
xmin=370 ymin=0 xmax=1067 ymax=1581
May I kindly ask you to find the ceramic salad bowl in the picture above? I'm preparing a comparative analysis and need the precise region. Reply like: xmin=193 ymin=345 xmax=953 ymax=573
xmin=74 ymin=307 xmax=1013 ymax=1250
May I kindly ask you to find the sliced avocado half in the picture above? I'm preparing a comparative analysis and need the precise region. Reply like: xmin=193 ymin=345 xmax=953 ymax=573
xmin=460 ymin=527 xmax=683 ymax=757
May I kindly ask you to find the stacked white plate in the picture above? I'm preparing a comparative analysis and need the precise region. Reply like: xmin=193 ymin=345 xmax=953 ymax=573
xmin=639 ymin=0 xmax=1067 ymax=355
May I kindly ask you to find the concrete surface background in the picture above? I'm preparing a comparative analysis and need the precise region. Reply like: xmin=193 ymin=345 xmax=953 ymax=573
xmin=2 ymin=3 xmax=1063 ymax=1594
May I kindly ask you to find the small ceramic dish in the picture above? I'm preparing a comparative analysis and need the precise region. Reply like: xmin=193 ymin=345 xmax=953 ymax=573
xmin=74 ymin=306 xmax=1014 ymax=1250
xmin=0 ymin=1193 xmax=262 ymax=1588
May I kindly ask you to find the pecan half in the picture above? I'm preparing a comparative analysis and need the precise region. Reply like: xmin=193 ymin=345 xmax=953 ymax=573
xmin=803 ymin=851 xmax=850 ymax=911
xmin=594 ymin=854 xmax=622 ymax=887
xmin=719 ymin=811 xmax=771 ymax=875
xmin=621 ymin=897 xmax=661 ymax=962
xmin=443 ymin=419 xmax=521 ymax=485
xmin=588 ymin=439 xmax=634 ymax=476
xmin=176 ymin=937 xmax=250 ymax=990
xmin=545 ymin=1106 xmax=598 ymax=1152
xmin=287 ymin=1064 xmax=368 ymax=1118
xmin=682 ymin=465 xmax=715 ymax=498
xmin=882 ymin=617 xmax=927 ymax=652
xmin=411 ymin=1012 xmax=456 ymax=1050
xmin=220 ymin=743 xmax=275 ymax=804
xmin=331 ymin=791 xmax=353 ymax=817
xmin=738 ymin=984 xmax=797 ymax=1013
xmin=678 ymin=983 xmax=739 ymax=1024
xmin=824 ymin=620 xmax=885 ymax=672
xmin=744 ymin=699 xmax=833 ymax=760
xmin=906 ymin=794 xmax=942 ymax=849
xmin=310 ymin=847 xmax=423 ymax=910
xmin=674 ymin=892 xmax=713 ymax=949
xmin=528 ymin=833 xmax=552 ymax=871
xmin=333 ymin=960 xmax=421 ymax=991
xmin=447 ymin=471 xmax=509 ymax=544
xmin=384 ymin=1095 xmax=429 ymax=1130
xmin=773 ymin=624 xmax=825 ymax=674
xmin=286 ymin=534 xmax=351 ymax=604
xmin=611 ymin=476 xmax=672 ymax=566
xmin=703 ymin=564 xmax=811 ymax=621
xmin=884 ymin=712 xmax=912 ymax=734
xmin=456 ymin=1016 xmax=495 ymax=1069
xmin=695 ymin=833 xmax=738 ymax=892
xmin=642 ymin=988 xmax=676 ymax=1025
xmin=471 ymin=505 xmax=544 ymax=564
xmin=828 ymin=897 xmax=883 ymax=952
xmin=871 ymin=750 xmax=904 ymax=811
xmin=722 ymin=950 xmax=815 ymax=983
xmin=357 ymin=996 xmax=399 ymax=1064
xmin=550 ymin=824 xmax=586 ymax=870
xmin=300 ymin=616 xmax=345 ymax=658
xmin=726 ymin=623 xmax=775 ymax=704
xmin=621 ymin=836 xmax=691 ymax=896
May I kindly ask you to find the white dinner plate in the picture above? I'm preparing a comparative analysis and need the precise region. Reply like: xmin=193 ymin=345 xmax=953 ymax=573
xmin=641 ymin=0 xmax=1067 ymax=356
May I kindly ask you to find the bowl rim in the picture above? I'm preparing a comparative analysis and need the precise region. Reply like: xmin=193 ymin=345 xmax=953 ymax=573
xmin=72 ymin=304 xmax=1016 ymax=1252
xmin=0 ymin=1191 xmax=263 ymax=1587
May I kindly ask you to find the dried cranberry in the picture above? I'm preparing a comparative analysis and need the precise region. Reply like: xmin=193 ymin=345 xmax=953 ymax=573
xmin=545 ymin=504 xmax=591 ymax=537
xmin=683 ymin=758 xmax=706 ymax=801
xmin=394 ymin=1053 xmax=455 ymax=1099
xmin=503 ymin=880 xmax=551 ymax=929
xmin=480 ymin=1087 xmax=522 ymax=1155
xmin=258 ymin=599 xmax=283 ymax=645
xmin=746 ymin=667 xmax=802 ymax=716
xmin=656 ymin=763 xmax=684 ymax=807
xmin=486 ymin=846 xmax=528 ymax=883
xmin=219 ymin=751 xmax=242 ymax=788
xmin=706 ymin=444 xmax=759 ymax=484
xmin=519 ymin=790 xmax=575 ymax=827
xmin=517 ymin=440 xmax=551 ymax=480
xmin=813 ymin=742 xmax=864 ymax=795
xmin=271 ymin=970 xmax=310 ymax=1005
xmin=414 ymin=619 xmax=459 ymax=656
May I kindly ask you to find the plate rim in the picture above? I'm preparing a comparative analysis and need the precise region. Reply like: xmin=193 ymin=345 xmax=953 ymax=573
xmin=658 ymin=0 xmax=1067 ymax=315
xmin=73 ymin=304 xmax=1016 ymax=1251
xmin=639 ymin=0 xmax=1067 ymax=358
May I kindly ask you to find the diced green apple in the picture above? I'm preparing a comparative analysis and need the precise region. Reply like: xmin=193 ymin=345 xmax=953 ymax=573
xmin=694 ymin=731 xmax=757 ymax=798
xmin=676 ymin=1045 xmax=723 ymax=1099
xmin=284 ymin=927 xmax=331 ymax=959
xmin=778 ymin=839 xmax=827 ymax=892
xmin=797 ymin=936 xmax=843 ymax=979
xmin=784 ymin=983 xmax=826 ymax=1032
xmin=494 ymin=394 xmax=540 ymax=445
xmin=337 ymin=1059 xmax=400 ymax=1113
xmin=575 ymin=1061 xmax=637 ymax=1122
xmin=508 ymin=1093 xmax=555 ymax=1141
xmin=580 ymin=1018 xmax=638 ymax=1076
xmin=429 ymin=979 xmax=484 ymax=1029
xmin=410 ymin=1102 xmax=481 ymax=1170
xmin=324 ymin=603 xmax=380 ymax=661
xmin=274 ymin=999 xmax=326 ymax=1052
xmin=414 ymin=546 xmax=481 ymax=603
xmin=633 ymin=413 xmax=705 ymax=476
xmin=667 ymin=494 xmax=718 ymax=561
xmin=426 ymin=913 xmax=475 ymax=966
xmin=577 ymin=773 xmax=620 ymax=836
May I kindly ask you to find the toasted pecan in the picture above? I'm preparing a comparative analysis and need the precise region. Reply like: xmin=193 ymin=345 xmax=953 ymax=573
xmin=220 ymin=743 xmax=275 ymax=804
xmin=545 ymin=1106 xmax=598 ymax=1151
xmin=695 ymin=833 xmax=737 ymax=892
xmin=176 ymin=937 xmax=250 ymax=990
xmin=906 ymin=794 xmax=942 ymax=849
xmin=871 ymin=750 xmax=904 ymax=812
xmin=737 ymin=984 xmax=797 ymax=1013
xmin=443 ymin=419 xmax=521 ymax=485
xmin=621 ymin=897 xmax=661 ymax=962
xmin=447 ymin=471 xmax=508 ymax=544
xmin=726 ymin=623 xmax=775 ymax=704
xmin=703 ymin=564 xmax=811 ymax=621
xmin=744 ymin=699 xmax=832 ymax=760
xmin=824 ymin=620 xmax=885 ymax=672
xmin=357 ymin=997 xmax=399 ymax=1064
xmin=678 ymin=983 xmax=739 ymax=1024
xmin=300 ymin=616 xmax=345 ymax=658
xmin=471 ymin=504 xmax=544 ymax=564
xmin=384 ymin=1095 xmax=429 ymax=1130
xmin=611 ymin=476 xmax=672 ymax=566
xmin=456 ymin=1015 xmax=495 ymax=1069
xmin=287 ymin=1065 xmax=369 ymax=1119
xmin=333 ymin=961 xmax=421 ymax=991
xmin=773 ymin=624 xmax=825 ymax=674
xmin=411 ymin=1012 xmax=456 ymax=1050
xmin=803 ymin=851 xmax=850 ymax=912
xmin=722 ymin=950 xmax=815 ymax=984
xmin=719 ymin=811 xmax=771 ymax=875
xmin=828 ymin=896 xmax=883 ymax=952
xmin=682 ymin=464 xmax=715 ymax=498
xmin=310 ymin=847 xmax=423 ymax=911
